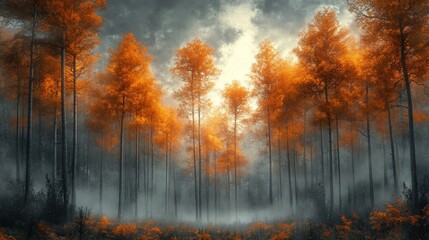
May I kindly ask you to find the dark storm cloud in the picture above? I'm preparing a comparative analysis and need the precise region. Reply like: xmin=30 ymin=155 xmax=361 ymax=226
xmin=252 ymin=0 xmax=347 ymax=32
xmin=251 ymin=0 xmax=350 ymax=54
xmin=96 ymin=0 xmax=348 ymax=97
xmin=98 ymin=0 xmax=242 ymax=92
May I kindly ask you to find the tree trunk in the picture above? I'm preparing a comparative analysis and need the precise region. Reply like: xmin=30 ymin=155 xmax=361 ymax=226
xmin=60 ymin=30 xmax=69 ymax=216
xmin=191 ymin=73 xmax=198 ymax=220
xmin=24 ymin=2 xmax=36 ymax=208
xmin=172 ymin=145 xmax=178 ymax=218
xmin=135 ymin=126 xmax=139 ymax=219
xmin=38 ymin=113 xmax=42 ymax=175
xmin=198 ymin=96 xmax=202 ymax=220
xmin=399 ymin=22 xmax=417 ymax=204
xmin=99 ymin=131 xmax=103 ymax=215
xmin=150 ymin=123 xmax=154 ymax=218
xmin=303 ymin=110 xmax=308 ymax=201
xmin=267 ymin=107 xmax=273 ymax=205
xmin=53 ymin=106 xmax=57 ymax=182
xmin=234 ymin=112 xmax=238 ymax=220
xmin=286 ymin=123 xmax=293 ymax=210
xmin=350 ymin=122 xmax=356 ymax=209
xmin=71 ymin=54 xmax=77 ymax=211
xmin=324 ymin=82 xmax=334 ymax=219
xmin=214 ymin=149 xmax=217 ymax=223
xmin=277 ymin=127 xmax=282 ymax=204
xmin=117 ymin=96 xmax=125 ymax=220
xmin=319 ymin=121 xmax=325 ymax=188
xmin=206 ymin=146 xmax=209 ymax=223
xmin=165 ymin=133 xmax=168 ymax=216
xmin=16 ymin=63 xmax=21 ymax=182
xmin=293 ymin=137 xmax=298 ymax=212
xmin=335 ymin=115 xmax=342 ymax=213
xmin=386 ymin=101 xmax=398 ymax=195
xmin=365 ymin=82 xmax=374 ymax=208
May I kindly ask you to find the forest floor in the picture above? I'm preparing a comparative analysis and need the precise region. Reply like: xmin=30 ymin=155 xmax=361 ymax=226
xmin=1 ymin=199 xmax=429 ymax=240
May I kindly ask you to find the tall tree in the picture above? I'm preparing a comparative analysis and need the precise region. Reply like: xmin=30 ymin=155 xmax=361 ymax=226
xmin=250 ymin=40 xmax=281 ymax=205
xmin=97 ymin=33 xmax=154 ymax=220
xmin=294 ymin=8 xmax=352 ymax=218
xmin=347 ymin=0 xmax=429 ymax=206
xmin=222 ymin=80 xmax=249 ymax=220
xmin=1 ymin=0 xmax=46 ymax=209
xmin=172 ymin=38 xmax=219 ymax=220
xmin=0 ymin=36 xmax=29 ymax=182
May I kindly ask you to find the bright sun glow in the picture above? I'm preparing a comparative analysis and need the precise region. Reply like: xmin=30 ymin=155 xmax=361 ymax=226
xmin=209 ymin=1 xmax=258 ymax=108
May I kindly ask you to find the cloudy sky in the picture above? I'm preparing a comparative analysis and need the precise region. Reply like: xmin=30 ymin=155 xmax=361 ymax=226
xmin=97 ymin=0 xmax=354 ymax=106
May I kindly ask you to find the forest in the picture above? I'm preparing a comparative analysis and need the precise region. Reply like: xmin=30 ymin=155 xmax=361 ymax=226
xmin=0 ymin=0 xmax=428 ymax=239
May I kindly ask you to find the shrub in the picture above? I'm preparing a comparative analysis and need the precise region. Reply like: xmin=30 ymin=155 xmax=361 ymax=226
xmin=113 ymin=223 xmax=138 ymax=239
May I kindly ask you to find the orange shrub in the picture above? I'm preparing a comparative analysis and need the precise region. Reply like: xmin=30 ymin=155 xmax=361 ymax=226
xmin=335 ymin=213 xmax=364 ymax=240
xmin=193 ymin=232 xmax=212 ymax=240
xmin=370 ymin=199 xmax=427 ymax=238
xmin=0 ymin=228 xmax=16 ymax=240
xmin=137 ymin=226 xmax=164 ymax=240
xmin=95 ymin=215 xmax=113 ymax=235
xmin=271 ymin=223 xmax=295 ymax=240
xmin=246 ymin=222 xmax=273 ymax=239
xmin=113 ymin=223 xmax=138 ymax=238
xmin=36 ymin=223 xmax=56 ymax=240
xmin=321 ymin=225 xmax=333 ymax=239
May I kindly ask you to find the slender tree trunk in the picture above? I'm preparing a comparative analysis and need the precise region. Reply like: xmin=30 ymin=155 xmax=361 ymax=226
xmin=277 ymin=128 xmax=282 ymax=204
xmin=38 ymin=111 xmax=43 ymax=175
xmin=399 ymin=22 xmax=418 ymax=205
xmin=172 ymin=146 xmax=178 ymax=218
xmin=135 ymin=126 xmax=139 ymax=219
xmin=319 ymin=121 xmax=325 ymax=188
xmin=53 ymin=106 xmax=57 ymax=182
xmin=16 ymin=64 xmax=21 ymax=182
xmin=99 ymin=131 xmax=103 ymax=215
xmin=303 ymin=110 xmax=308 ymax=201
xmin=191 ymin=74 xmax=198 ymax=220
xmin=386 ymin=101 xmax=398 ymax=195
xmin=366 ymin=82 xmax=374 ymax=208
xmin=293 ymin=136 xmax=298 ymax=211
xmin=335 ymin=115 xmax=342 ymax=213
xmin=286 ymin=123 xmax=293 ymax=210
xmin=382 ymin=133 xmax=388 ymax=200
xmin=198 ymin=97 xmax=202 ymax=220
xmin=143 ymin=127 xmax=148 ymax=217
xmin=214 ymin=149 xmax=217 ymax=223
xmin=267 ymin=107 xmax=273 ymax=205
xmin=165 ymin=133 xmax=168 ymax=216
xmin=324 ymin=83 xmax=334 ymax=219
xmin=24 ymin=2 xmax=36 ymax=208
xmin=227 ymin=166 xmax=230 ymax=213
xmin=206 ymin=146 xmax=209 ymax=223
xmin=118 ymin=96 xmax=125 ymax=220
xmin=60 ymin=30 xmax=69 ymax=216
xmin=234 ymin=112 xmax=238 ymax=220
xmin=350 ymin=122 xmax=356 ymax=209
xmin=150 ymin=123 xmax=154 ymax=218
xmin=71 ymin=55 xmax=77 ymax=211
xmin=310 ymin=141 xmax=314 ymax=185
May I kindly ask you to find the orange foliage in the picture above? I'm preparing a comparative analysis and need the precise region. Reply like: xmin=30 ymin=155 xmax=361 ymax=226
xmin=321 ymin=225 xmax=333 ymax=239
xmin=270 ymin=223 xmax=295 ymax=240
xmin=112 ymin=223 xmax=138 ymax=238
xmin=0 ymin=228 xmax=16 ymax=240
xmin=35 ymin=223 xmax=55 ymax=240
xmin=370 ymin=199 xmax=427 ymax=238
xmin=246 ymin=222 xmax=272 ymax=239
xmin=334 ymin=213 xmax=363 ymax=240
xmin=193 ymin=232 xmax=212 ymax=240
xmin=95 ymin=215 xmax=112 ymax=235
